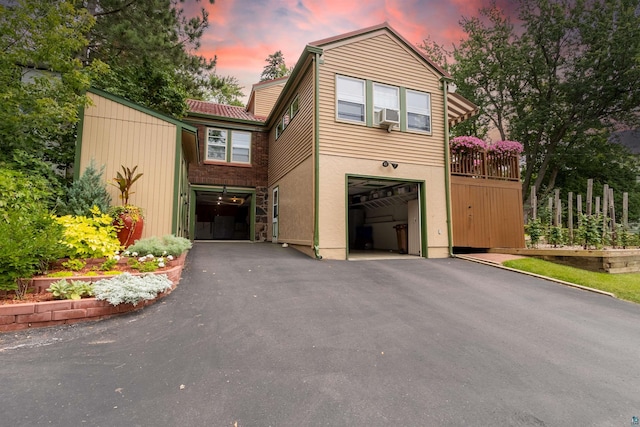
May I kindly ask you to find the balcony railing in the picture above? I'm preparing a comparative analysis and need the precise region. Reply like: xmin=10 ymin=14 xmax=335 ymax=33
xmin=450 ymin=150 xmax=520 ymax=181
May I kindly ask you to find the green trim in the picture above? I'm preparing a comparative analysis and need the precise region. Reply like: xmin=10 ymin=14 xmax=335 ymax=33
xmin=313 ymin=53 xmax=321 ymax=259
xmin=344 ymin=176 xmax=350 ymax=259
xmin=226 ymin=131 xmax=232 ymax=162
xmin=420 ymin=180 xmax=428 ymax=257
xmin=365 ymin=80 xmax=373 ymax=127
xmin=87 ymin=87 xmax=196 ymax=132
xmin=266 ymin=45 xmax=324 ymax=128
xmin=74 ymin=104 xmax=86 ymax=180
xmin=186 ymin=111 xmax=265 ymax=127
xmin=441 ymin=77 xmax=454 ymax=256
xmin=171 ymin=127 xmax=182 ymax=234
xmin=189 ymin=185 xmax=257 ymax=241
xmin=399 ymin=87 xmax=407 ymax=132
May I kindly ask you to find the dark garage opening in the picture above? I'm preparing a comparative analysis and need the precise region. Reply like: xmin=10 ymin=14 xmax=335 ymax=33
xmin=194 ymin=191 xmax=251 ymax=240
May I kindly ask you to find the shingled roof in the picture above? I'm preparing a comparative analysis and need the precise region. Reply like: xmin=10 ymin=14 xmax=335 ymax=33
xmin=186 ymin=99 xmax=266 ymax=123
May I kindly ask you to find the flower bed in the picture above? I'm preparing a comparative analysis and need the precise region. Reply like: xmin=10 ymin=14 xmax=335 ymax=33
xmin=0 ymin=253 xmax=187 ymax=332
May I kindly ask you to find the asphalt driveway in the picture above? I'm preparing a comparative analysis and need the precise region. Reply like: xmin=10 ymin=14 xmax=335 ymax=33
xmin=1 ymin=242 xmax=640 ymax=426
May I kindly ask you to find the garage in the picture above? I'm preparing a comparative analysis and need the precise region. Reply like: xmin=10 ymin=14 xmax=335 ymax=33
xmin=193 ymin=189 xmax=253 ymax=240
xmin=347 ymin=177 xmax=423 ymax=258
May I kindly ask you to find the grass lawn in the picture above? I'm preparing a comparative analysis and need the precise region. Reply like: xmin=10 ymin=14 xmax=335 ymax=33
xmin=502 ymin=258 xmax=640 ymax=304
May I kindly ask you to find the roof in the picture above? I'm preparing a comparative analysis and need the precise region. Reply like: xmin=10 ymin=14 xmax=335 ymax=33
xmin=186 ymin=99 xmax=267 ymax=123
xmin=308 ymin=22 xmax=451 ymax=78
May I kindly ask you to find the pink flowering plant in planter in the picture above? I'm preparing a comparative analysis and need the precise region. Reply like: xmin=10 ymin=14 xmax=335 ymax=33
xmin=450 ymin=136 xmax=488 ymax=154
xmin=487 ymin=140 xmax=524 ymax=155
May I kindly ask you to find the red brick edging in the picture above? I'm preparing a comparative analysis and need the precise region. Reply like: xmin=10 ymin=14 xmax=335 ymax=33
xmin=0 ymin=261 xmax=184 ymax=333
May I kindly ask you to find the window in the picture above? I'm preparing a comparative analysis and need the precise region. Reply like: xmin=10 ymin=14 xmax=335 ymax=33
xmin=275 ymin=95 xmax=299 ymax=140
xmin=290 ymin=96 xmax=299 ymax=119
xmin=406 ymin=90 xmax=431 ymax=132
xmin=206 ymin=129 xmax=227 ymax=161
xmin=336 ymin=75 xmax=365 ymax=122
xmin=272 ymin=187 xmax=279 ymax=241
xmin=231 ymin=131 xmax=251 ymax=163
xmin=206 ymin=128 xmax=251 ymax=164
xmin=373 ymin=83 xmax=399 ymax=125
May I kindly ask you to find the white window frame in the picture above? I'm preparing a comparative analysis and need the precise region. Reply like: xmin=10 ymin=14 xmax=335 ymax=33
xmin=231 ymin=131 xmax=251 ymax=164
xmin=206 ymin=128 xmax=227 ymax=162
xmin=373 ymin=83 xmax=399 ymax=125
xmin=336 ymin=75 xmax=366 ymax=123
xmin=406 ymin=89 xmax=431 ymax=133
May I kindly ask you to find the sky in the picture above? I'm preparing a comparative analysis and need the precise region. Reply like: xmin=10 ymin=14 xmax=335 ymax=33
xmin=182 ymin=0 xmax=518 ymax=102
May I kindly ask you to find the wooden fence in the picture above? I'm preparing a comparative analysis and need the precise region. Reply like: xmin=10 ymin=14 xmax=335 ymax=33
xmin=450 ymin=150 xmax=520 ymax=181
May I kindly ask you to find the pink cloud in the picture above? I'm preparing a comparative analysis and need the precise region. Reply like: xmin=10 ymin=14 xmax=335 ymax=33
xmin=180 ymin=0 xmax=517 ymax=103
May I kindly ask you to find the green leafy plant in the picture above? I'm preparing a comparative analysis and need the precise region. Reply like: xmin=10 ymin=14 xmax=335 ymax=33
xmin=546 ymin=225 xmax=565 ymax=248
xmin=92 ymin=273 xmax=172 ymax=306
xmin=0 ymin=168 xmax=65 ymax=295
xmin=525 ymin=218 xmax=544 ymax=248
xmin=111 ymin=165 xmax=143 ymax=205
xmin=62 ymin=259 xmax=86 ymax=271
xmin=99 ymin=257 xmax=118 ymax=271
xmin=126 ymin=235 xmax=192 ymax=257
xmin=47 ymin=279 xmax=94 ymax=300
xmin=576 ymin=214 xmax=603 ymax=249
xmin=127 ymin=255 xmax=162 ymax=273
xmin=60 ymin=160 xmax=111 ymax=216
xmin=46 ymin=271 xmax=74 ymax=278
xmin=56 ymin=206 xmax=121 ymax=259
xmin=103 ymin=270 xmax=123 ymax=276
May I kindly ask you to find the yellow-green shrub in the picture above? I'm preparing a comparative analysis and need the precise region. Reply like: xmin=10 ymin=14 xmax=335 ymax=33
xmin=56 ymin=206 xmax=120 ymax=259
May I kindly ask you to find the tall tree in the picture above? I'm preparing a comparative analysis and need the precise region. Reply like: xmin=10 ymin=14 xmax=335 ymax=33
xmin=207 ymin=74 xmax=244 ymax=106
xmin=425 ymin=0 xmax=640 ymax=212
xmin=83 ymin=0 xmax=216 ymax=117
xmin=260 ymin=50 xmax=291 ymax=81
xmin=0 ymin=0 xmax=105 ymax=195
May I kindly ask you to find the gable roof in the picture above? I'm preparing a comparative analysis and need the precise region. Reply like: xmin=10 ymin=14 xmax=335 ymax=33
xmin=186 ymin=99 xmax=267 ymax=123
xmin=308 ymin=22 xmax=451 ymax=78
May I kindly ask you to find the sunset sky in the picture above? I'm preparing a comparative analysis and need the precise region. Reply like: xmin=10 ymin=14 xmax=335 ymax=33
xmin=182 ymin=0 xmax=518 ymax=102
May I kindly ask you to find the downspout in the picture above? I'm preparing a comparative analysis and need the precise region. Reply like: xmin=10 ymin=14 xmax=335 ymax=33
xmin=313 ymin=52 xmax=322 ymax=259
xmin=441 ymin=77 xmax=454 ymax=257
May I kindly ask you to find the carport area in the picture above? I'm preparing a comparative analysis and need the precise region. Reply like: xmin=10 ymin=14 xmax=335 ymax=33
xmin=1 ymin=242 xmax=639 ymax=426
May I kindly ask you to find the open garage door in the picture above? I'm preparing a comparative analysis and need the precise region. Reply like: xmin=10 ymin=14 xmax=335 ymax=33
xmin=194 ymin=190 xmax=252 ymax=240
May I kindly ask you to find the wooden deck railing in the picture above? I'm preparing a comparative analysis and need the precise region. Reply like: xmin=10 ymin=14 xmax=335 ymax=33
xmin=450 ymin=150 xmax=520 ymax=181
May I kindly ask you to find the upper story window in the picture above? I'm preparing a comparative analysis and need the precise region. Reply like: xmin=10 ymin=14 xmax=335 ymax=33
xmin=406 ymin=90 xmax=431 ymax=133
xmin=336 ymin=75 xmax=365 ymax=123
xmin=206 ymin=128 xmax=251 ymax=164
xmin=373 ymin=83 xmax=399 ymax=125
xmin=275 ymin=95 xmax=300 ymax=139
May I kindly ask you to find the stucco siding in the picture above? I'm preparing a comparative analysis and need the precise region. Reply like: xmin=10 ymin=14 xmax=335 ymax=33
xmin=318 ymin=32 xmax=446 ymax=166
xmin=317 ymin=154 xmax=449 ymax=260
xmin=80 ymin=92 xmax=177 ymax=239
xmin=268 ymin=155 xmax=314 ymax=245
xmin=268 ymin=64 xmax=315 ymax=186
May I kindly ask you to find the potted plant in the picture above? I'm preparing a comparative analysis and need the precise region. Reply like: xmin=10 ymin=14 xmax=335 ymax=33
xmin=110 ymin=165 xmax=144 ymax=248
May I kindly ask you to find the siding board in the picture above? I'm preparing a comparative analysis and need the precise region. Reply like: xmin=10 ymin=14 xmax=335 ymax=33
xmin=317 ymin=33 xmax=446 ymax=166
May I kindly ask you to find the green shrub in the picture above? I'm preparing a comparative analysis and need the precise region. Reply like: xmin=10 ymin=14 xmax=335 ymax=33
xmin=60 ymin=160 xmax=111 ymax=216
xmin=99 ymin=257 xmax=118 ymax=271
xmin=46 ymin=271 xmax=74 ymax=278
xmin=127 ymin=256 xmax=161 ymax=273
xmin=56 ymin=206 xmax=121 ymax=259
xmin=47 ymin=279 xmax=93 ymax=300
xmin=576 ymin=213 xmax=603 ymax=249
xmin=62 ymin=259 xmax=86 ymax=271
xmin=546 ymin=225 xmax=565 ymax=247
xmin=126 ymin=234 xmax=192 ymax=257
xmin=0 ymin=168 xmax=65 ymax=294
xmin=92 ymin=273 xmax=172 ymax=306
xmin=525 ymin=218 xmax=544 ymax=248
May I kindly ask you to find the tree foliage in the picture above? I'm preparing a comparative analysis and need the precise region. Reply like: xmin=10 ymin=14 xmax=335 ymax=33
xmin=83 ymin=0 xmax=218 ymax=117
xmin=260 ymin=50 xmax=292 ymax=81
xmin=0 ymin=0 xmax=105 ymax=194
xmin=207 ymin=74 xmax=245 ymax=106
xmin=422 ymin=0 xmax=640 ymax=216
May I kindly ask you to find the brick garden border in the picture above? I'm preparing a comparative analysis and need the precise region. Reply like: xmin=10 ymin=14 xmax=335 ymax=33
xmin=0 ymin=254 xmax=186 ymax=333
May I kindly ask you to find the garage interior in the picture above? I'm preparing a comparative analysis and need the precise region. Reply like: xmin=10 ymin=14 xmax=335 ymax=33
xmin=194 ymin=190 xmax=252 ymax=240
xmin=347 ymin=178 xmax=421 ymax=258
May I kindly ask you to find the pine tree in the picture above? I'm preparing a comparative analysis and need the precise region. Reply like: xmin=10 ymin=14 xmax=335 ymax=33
xmin=61 ymin=161 xmax=111 ymax=216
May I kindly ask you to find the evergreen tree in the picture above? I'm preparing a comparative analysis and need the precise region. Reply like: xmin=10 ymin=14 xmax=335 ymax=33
xmin=260 ymin=50 xmax=291 ymax=81
xmin=60 ymin=160 xmax=112 ymax=216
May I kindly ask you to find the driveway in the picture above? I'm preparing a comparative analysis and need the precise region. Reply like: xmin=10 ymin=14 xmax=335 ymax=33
xmin=1 ymin=242 xmax=639 ymax=426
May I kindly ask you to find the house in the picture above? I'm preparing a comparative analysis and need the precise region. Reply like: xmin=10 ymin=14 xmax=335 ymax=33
xmin=78 ymin=23 xmax=518 ymax=258
xmin=183 ymin=23 xmax=479 ymax=259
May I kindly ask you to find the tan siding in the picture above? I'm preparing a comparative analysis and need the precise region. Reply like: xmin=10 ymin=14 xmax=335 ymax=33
xmin=253 ymin=83 xmax=286 ymax=117
xmin=80 ymin=92 xmax=177 ymax=239
xmin=318 ymin=33 xmax=446 ymax=166
xmin=451 ymin=176 xmax=525 ymax=248
xmin=268 ymin=156 xmax=314 ymax=245
xmin=268 ymin=64 xmax=315 ymax=186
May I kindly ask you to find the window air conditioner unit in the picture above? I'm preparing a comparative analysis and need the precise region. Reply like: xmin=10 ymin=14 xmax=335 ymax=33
xmin=378 ymin=108 xmax=400 ymax=129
